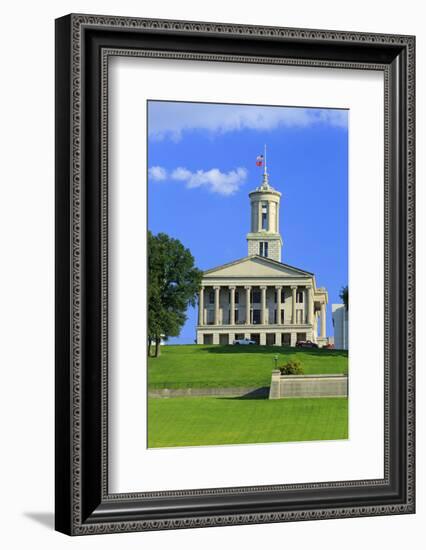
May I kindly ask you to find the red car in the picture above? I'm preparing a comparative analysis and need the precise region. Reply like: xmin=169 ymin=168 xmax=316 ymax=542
xmin=295 ymin=340 xmax=319 ymax=349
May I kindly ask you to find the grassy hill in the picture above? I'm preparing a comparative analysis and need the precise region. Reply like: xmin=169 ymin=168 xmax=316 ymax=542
xmin=148 ymin=344 xmax=348 ymax=389
xmin=148 ymin=396 xmax=348 ymax=448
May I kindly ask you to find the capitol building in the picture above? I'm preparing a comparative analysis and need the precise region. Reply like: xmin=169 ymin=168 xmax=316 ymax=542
xmin=196 ymin=159 xmax=329 ymax=347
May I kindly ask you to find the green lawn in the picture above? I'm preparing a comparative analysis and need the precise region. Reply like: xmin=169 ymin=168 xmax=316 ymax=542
xmin=148 ymin=396 xmax=348 ymax=448
xmin=148 ymin=345 xmax=348 ymax=389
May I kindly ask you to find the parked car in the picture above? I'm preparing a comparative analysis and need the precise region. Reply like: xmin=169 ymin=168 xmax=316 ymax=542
xmin=233 ymin=338 xmax=256 ymax=345
xmin=295 ymin=340 xmax=319 ymax=349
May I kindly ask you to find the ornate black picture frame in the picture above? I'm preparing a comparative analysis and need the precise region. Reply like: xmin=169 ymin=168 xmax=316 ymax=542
xmin=55 ymin=13 xmax=415 ymax=535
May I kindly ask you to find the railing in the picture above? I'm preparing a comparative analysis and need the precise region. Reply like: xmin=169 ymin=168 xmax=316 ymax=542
xmin=200 ymin=311 xmax=310 ymax=327
xmin=197 ymin=321 xmax=312 ymax=328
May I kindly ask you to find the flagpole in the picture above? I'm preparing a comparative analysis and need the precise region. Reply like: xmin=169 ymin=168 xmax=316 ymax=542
xmin=264 ymin=143 xmax=267 ymax=176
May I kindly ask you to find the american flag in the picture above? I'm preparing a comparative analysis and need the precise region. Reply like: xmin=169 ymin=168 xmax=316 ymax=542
xmin=256 ymin=154 xmax=264 ymax=167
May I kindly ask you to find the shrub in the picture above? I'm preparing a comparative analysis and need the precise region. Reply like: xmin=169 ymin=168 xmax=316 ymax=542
xmin=279 ymin=360 xmax=304 ymax=375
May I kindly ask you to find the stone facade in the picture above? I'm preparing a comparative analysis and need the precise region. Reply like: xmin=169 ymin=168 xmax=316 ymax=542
xmin=247 ymin=238 xmax=282 ymax=262
xmin=196 ymin=165 xmax=329 ymax=347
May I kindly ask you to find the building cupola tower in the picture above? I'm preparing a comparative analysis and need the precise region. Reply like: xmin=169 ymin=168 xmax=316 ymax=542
xmin=247 ymin=146 xmax=283 ymax=262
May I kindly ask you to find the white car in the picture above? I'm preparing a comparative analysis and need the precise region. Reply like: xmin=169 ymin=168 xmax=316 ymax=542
xmin=233 ymin=338 xmax=256 ymax=345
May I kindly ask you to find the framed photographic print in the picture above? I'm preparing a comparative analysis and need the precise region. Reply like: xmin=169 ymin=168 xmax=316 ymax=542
xmin=55 ymin=14 xmax=415 ymax=535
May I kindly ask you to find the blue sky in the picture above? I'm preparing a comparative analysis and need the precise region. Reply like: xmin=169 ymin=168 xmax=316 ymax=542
xmin=147 ymin=101 xmax=348 ymax=343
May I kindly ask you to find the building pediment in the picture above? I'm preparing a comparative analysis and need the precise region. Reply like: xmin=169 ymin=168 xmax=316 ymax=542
xmin=203 ymin=255 xmax=313 ymax=279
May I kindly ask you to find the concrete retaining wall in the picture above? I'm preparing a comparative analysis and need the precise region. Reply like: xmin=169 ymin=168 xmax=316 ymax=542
xmin=149 ymin=386 xmax=269 ymax=399
xmin=149 ymin=376 xmax=348 ymax=400
xmin=269 ymin=370 xmax=348 ymax=399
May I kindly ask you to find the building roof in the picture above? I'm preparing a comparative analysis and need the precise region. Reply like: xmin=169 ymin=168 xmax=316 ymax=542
xmin=248 ymin=172 xmax=281 ymax=197
xmin=203 ymin=254 xmax=314 ymax=277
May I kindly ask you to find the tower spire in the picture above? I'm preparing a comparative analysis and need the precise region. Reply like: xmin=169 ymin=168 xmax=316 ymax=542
xmin=261 ymin=144 xmax=270 ymax=189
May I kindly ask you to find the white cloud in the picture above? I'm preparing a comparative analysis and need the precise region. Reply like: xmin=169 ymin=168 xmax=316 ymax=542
xmin=173 ymin=167 xmax=247 ymax=195
xmin=170 ymin=167 xmax=192 ymax=181
xmin=148 ymin=165 xmax=247 ymax=196
xmin=148 ymin=102 xmax=348 ymax=141
xmin=148 ymin=165 xmax=167 ymax=181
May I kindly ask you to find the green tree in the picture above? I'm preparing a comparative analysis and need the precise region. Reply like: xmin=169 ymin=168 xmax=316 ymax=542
xmin=339 ymin=285 xmax=348 ymax=310
xmin=148 ymin=231 xmax=202 ymax=357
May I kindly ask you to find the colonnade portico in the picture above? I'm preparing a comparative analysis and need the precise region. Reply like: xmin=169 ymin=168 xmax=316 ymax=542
xmin=196 ymin=278 xmax=328 ymax=347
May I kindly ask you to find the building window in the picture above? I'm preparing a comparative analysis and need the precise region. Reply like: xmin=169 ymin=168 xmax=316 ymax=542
xmin=282 ymin=333 xmax=291 ymax=346
xmin=266 ymin=333 xmax=275 ymax=345
xmin=235 ymin=309 xmax=239 ymax=323
xmin=250 ymin=333 xmax=260 ymax=345
xmin=296 ymin=291 xmax=304 ymax=303
xmin=259 ymin=241 xmax=269 ymax=257
xmin=209 ymin=291 xmax=215 ymax=304
xmin=252 ymin=290 xmax=261 ymax=303
xmin=252 ymin=310 xmax=261 ymax=324
xmin=219 ymin=334 xmax=229 ymax=345
xmin=261 ymin=201 xmax=268 ymax=230
xmin=281 ymin=310 xmax=285 ymax=323
xmin=296 ymin=310 xmax=305 ymax=324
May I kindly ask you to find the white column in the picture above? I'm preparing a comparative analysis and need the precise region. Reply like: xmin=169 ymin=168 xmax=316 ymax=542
xmin=245 ymin=286 xmax=251 ymax=325
xmin=291 ymin=285 xmax=297 ymax=324
xmin=251 ymin=201 xmax=256 ymax=232
xmin=260 ymin=286 xmax=267 ymax=325
xmin=198 ymin=287 xmax=204 ymax=326
xmin=267 ymin=202 xmax=272 ymax=232
xmin=214 ymin=286 xmax=220 ymax=325
xmin=276 ymin=286 xmax=282 ymax=325
xmin=229 ymin=286 xmax=235 ymax=325
xmin=306 ymin=285 xmax=313 ymax=325
xmin=258 ymin=201 xmax=262 ymax=231
xmin=320 ymin=302 xmax=327 ymax=338
xmin=313 ymin=313 xmax=318 ymax=342
xmin=276 ymin=202 xmax=280 ymax=233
